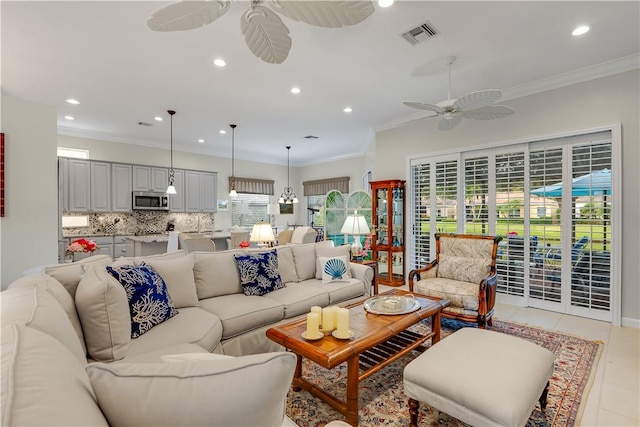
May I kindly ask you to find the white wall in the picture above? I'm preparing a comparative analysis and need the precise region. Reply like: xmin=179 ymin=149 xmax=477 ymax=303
xmin=1 ymin=95 xmax=58 ymax=288
xmin=375 ymin=70 xmax=640 ymax=325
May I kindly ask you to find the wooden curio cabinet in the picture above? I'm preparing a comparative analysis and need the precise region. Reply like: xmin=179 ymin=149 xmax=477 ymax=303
xmin=370 ymin=179 xmax=405 ymax=287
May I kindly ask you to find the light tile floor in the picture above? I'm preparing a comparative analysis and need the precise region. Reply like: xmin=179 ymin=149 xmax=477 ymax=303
xmin=379 ymin=285 xmax=640 ymax=426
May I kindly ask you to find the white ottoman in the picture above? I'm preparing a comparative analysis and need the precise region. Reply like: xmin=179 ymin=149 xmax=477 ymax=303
xmin=403 ymin=327 xmax=555 ymax=427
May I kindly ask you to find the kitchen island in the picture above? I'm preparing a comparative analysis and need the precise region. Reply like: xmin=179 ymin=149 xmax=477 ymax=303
xmin=125 ymin=231 xmax=231 ymax=256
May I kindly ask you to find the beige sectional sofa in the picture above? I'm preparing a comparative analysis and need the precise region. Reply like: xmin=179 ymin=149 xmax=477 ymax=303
xmin=1 ymin=241 xmax=373 ymax=426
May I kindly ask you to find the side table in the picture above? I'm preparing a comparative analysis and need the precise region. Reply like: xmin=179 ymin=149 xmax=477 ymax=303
xmin=352 ymin=259 xmax=378 ymax=295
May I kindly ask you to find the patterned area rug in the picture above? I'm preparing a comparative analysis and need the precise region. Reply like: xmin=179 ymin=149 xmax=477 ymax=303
xmin=286 ymin=318 xmax=602 ymax=427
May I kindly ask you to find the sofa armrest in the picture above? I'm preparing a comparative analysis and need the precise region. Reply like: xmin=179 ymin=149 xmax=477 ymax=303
xmin=349 ymin=263 xmax=374 ymax=297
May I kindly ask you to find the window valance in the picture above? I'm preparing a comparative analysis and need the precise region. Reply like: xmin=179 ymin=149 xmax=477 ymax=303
xmin=303 ymin=176 xmax=350 ymax=196
xmin=229 ymin=177 xmax=275 ymax=195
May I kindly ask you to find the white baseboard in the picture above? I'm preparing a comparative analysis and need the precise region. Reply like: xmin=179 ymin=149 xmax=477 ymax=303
xmin=621 ymin=317 xmax=640 ymax=329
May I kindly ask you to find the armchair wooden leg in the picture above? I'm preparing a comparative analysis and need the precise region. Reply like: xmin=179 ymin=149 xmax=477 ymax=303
xmin=487 ymin=317 xmax=493 ymax=327
xmin=408 ymin=398 xmax=420 ymax=427
xmin=539 ymin=381 xmax=550 ymax=413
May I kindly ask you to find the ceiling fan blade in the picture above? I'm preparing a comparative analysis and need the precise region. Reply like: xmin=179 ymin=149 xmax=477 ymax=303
xmin=147 ymin=1 xmax=230 ymax=32
xmin=269 ymin=1 xmax=374 ymax=28
xmin=438 ymin=115 xmax=462 ymax=131
xmin=403 ymin=102 xmax=444 ymax=114
xmin=454 ymin=89 xmax=502 ymax=111
xmin=241 ymin=5 xmax=292 ymax=64
xmin=461 ymin=105 xmax=515 ymax=120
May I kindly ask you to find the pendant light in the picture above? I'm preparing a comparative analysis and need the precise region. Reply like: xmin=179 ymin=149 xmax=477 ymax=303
xmin=229 ymin=124 xmax=238 ymax=197
xmin=278 ymin=146 xmax=298 ymax=204
xmin=165 ymin=110 xmax=177 ymax=195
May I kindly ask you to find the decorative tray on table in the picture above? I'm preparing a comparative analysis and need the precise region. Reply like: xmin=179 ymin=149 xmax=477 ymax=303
xmin=363 ymin=294 xmax=421 ymax=315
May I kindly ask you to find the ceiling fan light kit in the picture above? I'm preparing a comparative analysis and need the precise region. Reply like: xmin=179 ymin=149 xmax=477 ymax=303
xmin=404 ymin=56 xmax=515 ymax=131
xmin=147 ymin=0 xmax=375 ymax=64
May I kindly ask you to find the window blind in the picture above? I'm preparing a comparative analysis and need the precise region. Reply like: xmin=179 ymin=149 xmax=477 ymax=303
xmin=229 ymin=177 xmax=274 ymax=195
xmin=303 ymin=176 xmax=349 ymax=196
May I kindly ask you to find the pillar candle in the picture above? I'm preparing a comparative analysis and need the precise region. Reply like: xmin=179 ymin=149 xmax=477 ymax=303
xmin=310 ymin=305 xmax=322 ymax=328
xmin=336 ymin=308 xmax=350 ymax=338
xmin=306 ymin=312 xmax=320 ymax=338
xmin=322 ymin=306 xmax=336 ymax=331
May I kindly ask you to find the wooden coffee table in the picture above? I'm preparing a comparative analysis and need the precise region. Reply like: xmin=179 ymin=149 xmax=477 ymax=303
xmin=266 ymin=290 xmax=450 ymax=426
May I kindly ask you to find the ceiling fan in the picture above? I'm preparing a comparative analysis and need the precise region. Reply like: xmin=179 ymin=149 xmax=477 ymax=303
xmin=403 ymin=56 xmax=515 ymax=131
xmin=147 ymin=0 xmax=375 ymax=64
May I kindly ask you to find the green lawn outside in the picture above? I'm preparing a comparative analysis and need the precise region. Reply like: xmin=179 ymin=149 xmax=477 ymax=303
xmin=423 ymin=220 xmax=610 ymax=251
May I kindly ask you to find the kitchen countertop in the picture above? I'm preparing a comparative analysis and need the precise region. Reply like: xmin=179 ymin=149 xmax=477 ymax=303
xmin=125 ymin=231 xmax=230 ymax=243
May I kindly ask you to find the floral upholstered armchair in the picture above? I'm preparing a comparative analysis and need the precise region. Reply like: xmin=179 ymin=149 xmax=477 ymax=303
xmin=409 ymin=233 xmax=502 ymax=329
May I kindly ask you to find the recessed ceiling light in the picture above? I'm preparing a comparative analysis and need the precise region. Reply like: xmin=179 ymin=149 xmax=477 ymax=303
xmin=154 ymin=116 xmax=163 ymax=121
xmin=198 ymin=139 xmax=205 ymax=143
xmin=378 ymin=0 xmax=394 ymax=7
xmin=65 ymin=98 xmax=80 ymax=105
xmin=64 ymin=115 xmax=75 ymax=120
xmin=214 ymin=58 xmax=226 ymax=67
xmin=291 ymin=87 xmax=301 ymax=94
xmin=572 ymin=25 xmax=590 ymax=36
xmin=219 ymin=130 xmax=227 ymax=134
xmin=343 ymin=107 xmax=353 ymax=113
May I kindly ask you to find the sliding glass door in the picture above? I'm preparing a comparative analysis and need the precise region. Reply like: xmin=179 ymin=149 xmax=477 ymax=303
xmin=409 ymin=129 xmax=617 ymax=322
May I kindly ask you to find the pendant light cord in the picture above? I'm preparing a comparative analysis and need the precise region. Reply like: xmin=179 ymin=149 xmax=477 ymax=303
xmin=230 ymin=124 xmax=236 ymax=178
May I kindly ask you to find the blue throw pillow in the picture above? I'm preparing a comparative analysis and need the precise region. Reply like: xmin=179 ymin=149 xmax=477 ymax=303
xmin=106 ymin=263 xmax=178 ymax=338
xmin=234 ymin=250 xmax=286 ymax=296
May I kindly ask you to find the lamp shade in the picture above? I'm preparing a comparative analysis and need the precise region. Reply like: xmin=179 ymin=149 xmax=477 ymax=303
xmin=250 ymin=221 xmax=275 ymax=246
xmin=340 ymin=211 xmax=371 ymax=235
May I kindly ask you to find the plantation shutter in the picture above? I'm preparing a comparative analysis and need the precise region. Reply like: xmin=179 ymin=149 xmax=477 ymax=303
xmin=411 ymin=162 xmax=431 ymax=268
xmin=463 ymin=156 xmax=489 ymax=234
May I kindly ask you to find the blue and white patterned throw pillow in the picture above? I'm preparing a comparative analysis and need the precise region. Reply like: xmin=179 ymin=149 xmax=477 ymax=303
xmin=106 ymin=262 xmax=178 ymax=338
xmin=234 ymin=250 xmax=286 ymax=296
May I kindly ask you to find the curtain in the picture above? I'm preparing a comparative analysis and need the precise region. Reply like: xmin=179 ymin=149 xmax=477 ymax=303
xmin=303 ymin=176 xmax=349 ymax=196
xmin=229 ymin=177 xmax=274 ymax=195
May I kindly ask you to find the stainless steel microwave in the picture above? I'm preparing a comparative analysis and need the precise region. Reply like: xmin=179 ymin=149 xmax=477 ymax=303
xmin=132 ymin=191 xmax=169 ymax=211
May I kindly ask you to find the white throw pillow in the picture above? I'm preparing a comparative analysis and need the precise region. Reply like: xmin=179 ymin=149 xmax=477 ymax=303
xmin=75 ymin=266 xmax=131 ymax=362
xmin=86 ymin=352 xmax=296 ymax=427
xmin=319 ymin=256 xmax=351 ymax=283
xmin=143 ymin=255 xmax=199 ymax=308
xmin=315 ymin=244 xmax=352 ymax=280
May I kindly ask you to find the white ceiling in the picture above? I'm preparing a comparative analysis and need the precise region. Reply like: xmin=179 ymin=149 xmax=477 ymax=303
xmin=2 ymin=1 xmax=639 ymax=166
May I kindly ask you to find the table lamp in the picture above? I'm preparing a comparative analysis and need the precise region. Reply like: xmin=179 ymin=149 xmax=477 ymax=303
xmin=340 ymin=210 xmax=370 ymax=259
xmin=250 ymin=221 xmax=275 ymax=248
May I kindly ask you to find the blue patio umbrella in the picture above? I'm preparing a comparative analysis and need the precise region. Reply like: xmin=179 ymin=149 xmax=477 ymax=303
xmin=530 ymin=168 xmax=611 ymax=249
xmin=530 ymin=169 xmax=611 ymax=197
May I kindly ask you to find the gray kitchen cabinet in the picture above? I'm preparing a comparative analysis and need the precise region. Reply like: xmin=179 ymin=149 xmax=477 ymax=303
xmin=90 ymin=161 xmax=111 ymax=212
xmin=112 ymin=164 xmax=132 ymax=212
xmin=114 ymin=235 xmax=131 ymax=258
xmin=169 ymin=169 xmax=185 ymax=212
xmin=59 ymin=159 xmax=69 ymax=213
xmin=67 ymin=159 xmax=91 ymax=212
xmin=185 ymin=171 xmax=217 ymax=212
xmin=133 ymin=166 xmax=169 ymax=192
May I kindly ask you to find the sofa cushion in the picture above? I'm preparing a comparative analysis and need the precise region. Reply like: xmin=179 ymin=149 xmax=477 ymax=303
xmin=8 ymin=273 xmax=87 ymax=357
xmin=315 ymin=244 xmax=351 ymax=280
xmin=44 ymin=254 xmax=112 ymax=297
xmin=234 ymin=250 xmax=286 ymax=296
xmin=116 ymin=343 xmax=214 ymax=364
xmin=75 ymin=266 xmax=131 ymax=362
xmin=199 ymin=294 xmax=284 ymax=339
xmin=319 ymin=256 xmax=351 ymax=283
xmin=303 ymin=278 xmax=367 ymax=305
xmin=106 ymin=263 xmax=178 ymax=338
xmin=143 ymin=255 xmax=199 ymax=308
xmin=134 ymin=250 xmax=188 ymax=264
xmin=414 ymin=277 xmax=480 ymax=314
xmin=86 ymin=352 xmax=296 ymax=427
xmin=275 ymin=246 xmax=298 ymax=283
xmin=124 ymin=306 xmax=222 ymax=357
xmin=262 ymin=282 xmax=330 ymax=318
xmin=290 ymin=244 xmax=317 ymax=281
xmin=0 ymin=282 xmax=87 ymax=363
xmin=1 ymin=324 xmax=109 ymax=426
xmin=192 ymin=250 xmax=244 ymax=299
xmin=438 ymin=254 xmax=492 ymax=284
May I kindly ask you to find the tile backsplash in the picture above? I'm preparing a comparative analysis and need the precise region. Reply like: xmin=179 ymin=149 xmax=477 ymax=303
xmin=62 ymin=211 xmax=215 ymax=237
